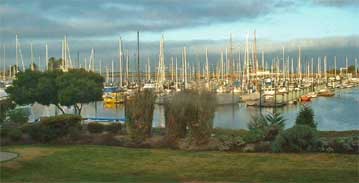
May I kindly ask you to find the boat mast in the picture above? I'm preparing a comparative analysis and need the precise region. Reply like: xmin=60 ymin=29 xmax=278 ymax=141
xmin=99 ymin=60 xmax=102 ymax=75
xmin=221 ymin=50 xmax=224 ymax=80
xmin=126 ymin=50 xmax=129 ymax=83
xmin=15 ymin=34 xmax=18 ymax=73
xmin=298 ymin=47 xmax=302 ymax=81
xmin=45 ymin=43 xmax=48 ymax=71
xmin=205 ymin=48 xmax=209 ymax=80
xmin=3 ymin=45 xmax=5 ymax=80
xmin=105 ymin=65 xmax=109 ymax=84
xmin=291 ymin=58 xmax=294 ymax=82
xmin=238 ymin=48 xmax=242 ymax=81
xmin=282 ymin=47 xmax=285 ymax=80
xmin=355 ymin=58 xmax=358 ymax=78
xmin=119 ymin=38 xmax=123 ymax=87
xmin=324 ymin=56 xmax=327 ymax=82
xmin=317 ymin=57 xmax=321 ymax=82
xmin=184 ymin=47 xmax=187 ymax=89
xmin=334 ymin=56 xmax=337 ymax=76
xmin=175 ymin=56 xmax=178 ymax=90
xmin=30 ymin=43 xmax=34 ymax=71
xmin=311 ymin=58 xmax=314 ymax=83
xmin=345 ymin=56 xmax=348 ymax=77
xmin=171 ymin=57 xmax=174 ymax=81
xmin=229 ymin=33 xmax=234 ymax=76
xmin=225 ymin=48 xmax=228 ymax=80
xmin=253 ymin=30 xmax=258 ymax=76
xmin=111 ymin=60 xmax=114 ymax=84
xmin=147 ymin=56 xmax=151 ymax=81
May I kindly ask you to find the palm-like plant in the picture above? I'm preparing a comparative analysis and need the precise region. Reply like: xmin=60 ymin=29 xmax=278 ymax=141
xmin=264 ymin=112 xmax=286 ymax=141
xmin=246 ymin=112 xmax=286 ymax=142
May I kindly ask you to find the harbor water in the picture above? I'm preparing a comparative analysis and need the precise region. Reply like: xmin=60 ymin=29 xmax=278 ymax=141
xmin=30 ymin=87 xmax=359 ymax=131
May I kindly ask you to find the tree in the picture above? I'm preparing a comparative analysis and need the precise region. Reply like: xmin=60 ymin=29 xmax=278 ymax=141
xmin=56 ymin=69 xmax=104 ymax=114
xmin=295 ymin=105 xmax=317 ymax=129
xmin=6 ymin=69 xmax=104 ymax=115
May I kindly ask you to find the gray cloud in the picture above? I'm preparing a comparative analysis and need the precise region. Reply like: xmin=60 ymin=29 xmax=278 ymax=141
xmin=0 ymin=0 xmax=295 ymax=41
xmin=312 ymin=0 xmax=359 ymax=7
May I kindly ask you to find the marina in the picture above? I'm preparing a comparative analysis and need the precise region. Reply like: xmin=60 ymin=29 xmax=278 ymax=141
xmin=27 ymin=86 xmax=359 ymax=131
xmin=1 ymin=32 xmax=358 ymax=131
xmin=1 ymin=1 xmax=359 ymax=182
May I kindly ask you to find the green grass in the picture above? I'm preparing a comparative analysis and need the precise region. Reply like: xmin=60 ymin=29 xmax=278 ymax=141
xmin=1 ymin=145 xmax=358 ymax=183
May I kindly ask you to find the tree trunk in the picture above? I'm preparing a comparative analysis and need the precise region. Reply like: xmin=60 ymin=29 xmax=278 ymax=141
xmin=74 ymin=104 xmax=83 ymax=115
xmin=55 ymin=104 xmax=66 ymax=114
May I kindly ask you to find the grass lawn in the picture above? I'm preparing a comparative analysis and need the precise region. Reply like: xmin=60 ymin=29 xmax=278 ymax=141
xmin=0 ymin=145 xmax=358 ymax=183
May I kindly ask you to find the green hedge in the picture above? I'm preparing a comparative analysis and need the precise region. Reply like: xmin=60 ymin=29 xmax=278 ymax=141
xmin=87 ymin=122 xmax=105 ymax=134
xmin=272 ymin=125 xmax=319 ymax=152
xmin=24 ymin=114 xmax=82 ymax=142
xmin=105 ymin=123 xmax=122 ymax=134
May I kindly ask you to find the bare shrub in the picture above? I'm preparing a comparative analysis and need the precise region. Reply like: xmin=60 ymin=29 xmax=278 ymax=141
xmin=125 ymin=90 xmax=156 ymax=142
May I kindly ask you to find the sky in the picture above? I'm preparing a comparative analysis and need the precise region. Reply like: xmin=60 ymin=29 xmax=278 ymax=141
xmin=0 ymin=0 xmax=358 ymax=69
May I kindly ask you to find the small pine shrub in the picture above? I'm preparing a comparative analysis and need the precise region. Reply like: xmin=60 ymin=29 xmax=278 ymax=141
xmin=87 ymin=122 xmax=105 ymax=134
xmin=105 ymin=123 xmax=122 ymax=134
xmin=272 ymin=125 xmax=319 ymax=152
xmin=295 ymin=105 xmax=317 ymax=128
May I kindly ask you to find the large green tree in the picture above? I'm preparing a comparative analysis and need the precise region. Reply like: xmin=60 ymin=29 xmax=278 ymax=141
xmin=56 ymin=69 xmax=104 ymax=114
xmin=6 ymin=69 xmax=104 ymax=115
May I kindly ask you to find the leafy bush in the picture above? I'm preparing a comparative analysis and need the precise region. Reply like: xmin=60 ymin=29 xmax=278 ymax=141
xmin=0 ymin=108 xmax=30 ymax=141
xmin=7 ymin=128 xmax=22 ymax=141
xmin=216 ymin=133 xmax=245 ymax=150
xmin=328 ymin=136 xmax=359 ymax=153
xmin=6 ymin=108 xmax=30 ymax=124
xmin=87 ymin=122 xmax=105 ymax=133
xmin=295 ymin=105 xmax=317 ymax=128
xmin=0 ymin=127 xmax=22 ymax=141
xmin=25 ymin=114 xmax=82 ymax=142
xmin=105 ymin=123 xmax=122 ymax=134
xmin=245 ymin=112 xmax=285 ymax=143
xmin=126 ymin=90 xmax=156 ymax=142
xmin=0 ymin=99 xmax=15 ymax=124
xmin=272 ymin=125 xmax=319 ymax=152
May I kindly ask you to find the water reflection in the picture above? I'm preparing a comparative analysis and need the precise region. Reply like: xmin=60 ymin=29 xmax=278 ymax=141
xmin=30 ymin=88 xmax=359 ymax=131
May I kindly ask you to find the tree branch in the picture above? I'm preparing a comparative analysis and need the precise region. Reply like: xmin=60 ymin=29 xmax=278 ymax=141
xmin=55 ymin=104 xmax=65 ymax=114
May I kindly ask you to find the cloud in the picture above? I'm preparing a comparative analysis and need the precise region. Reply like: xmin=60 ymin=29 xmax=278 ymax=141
xmin=312 ymin=0 xmax=359 ymax=7
xmin=0 ymin=0 xmax=294 ymax=40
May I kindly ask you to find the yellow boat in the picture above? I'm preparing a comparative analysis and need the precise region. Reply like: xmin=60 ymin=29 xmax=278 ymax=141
xmin=103 ymin=86 xmax=125 ymax=104
xmin=103 ymin=92 xmax=125 ymax=104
